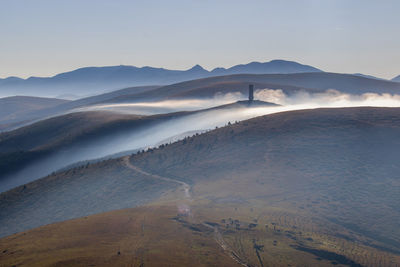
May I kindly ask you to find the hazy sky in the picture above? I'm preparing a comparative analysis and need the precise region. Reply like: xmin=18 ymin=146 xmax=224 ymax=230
xmin=1 ymin=0 xmax=399 ymax=79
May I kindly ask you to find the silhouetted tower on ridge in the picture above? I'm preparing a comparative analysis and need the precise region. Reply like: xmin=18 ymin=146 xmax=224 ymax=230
xmin=248 ymin=84 xmax=254 ymax=101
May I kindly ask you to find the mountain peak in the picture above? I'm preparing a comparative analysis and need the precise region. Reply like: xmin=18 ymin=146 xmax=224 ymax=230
xmin=188 ymin=64 xmax=207 ymax=72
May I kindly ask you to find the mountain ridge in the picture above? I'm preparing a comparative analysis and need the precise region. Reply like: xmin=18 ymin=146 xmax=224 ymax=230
xmin=0 ymin=60 xmax=322 ymax=98
xmin=1 ymin=60 xmax=322 ymax=81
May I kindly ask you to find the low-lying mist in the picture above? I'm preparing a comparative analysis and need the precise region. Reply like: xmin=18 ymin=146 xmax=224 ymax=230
xmin=73 ymin=92 xmax=243 ymax=115
xmin=256 ymin=88 xmax=400 ymax=108
xmin=2 ymin=88 xmax=400 ymax=192
xmin=0 ymin=105 xmax=267 ymax=192
xmin=75 ymin=89 xmax=400 ymax=115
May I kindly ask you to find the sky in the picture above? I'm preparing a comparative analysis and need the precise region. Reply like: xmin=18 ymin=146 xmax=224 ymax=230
xmin=0 ymin=0 xmax=399 ymax=79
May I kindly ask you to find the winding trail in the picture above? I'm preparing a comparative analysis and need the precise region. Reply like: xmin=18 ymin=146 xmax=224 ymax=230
xmin=123 ymin=156 xmax=191 ymax=200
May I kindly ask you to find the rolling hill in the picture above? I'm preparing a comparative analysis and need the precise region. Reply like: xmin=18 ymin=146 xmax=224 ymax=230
xmin=392 ymin=75 xmax=400 ymax=82
xmin=103 ymin=79 xmax=317 ymax=104
xmin=0 ymin=110 xmax=181 ymax=191
xmin=0 ymin=96 xmax=69 ymax=131
xmin=101 ymin=72 xmax=400 ymax=104
xmin=1 ymin=107 xmax=399 ymax=266
xmin=127 ymin=72 xmax=400 ymax=99
xmin=0 ymin=85 xmax=159 ymax=132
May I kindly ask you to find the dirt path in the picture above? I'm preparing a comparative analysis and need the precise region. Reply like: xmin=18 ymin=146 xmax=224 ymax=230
xmin=202 ymin=222 xmax=251 ymax=267
xmin=123 ymin=156 xmax=191 ymax=200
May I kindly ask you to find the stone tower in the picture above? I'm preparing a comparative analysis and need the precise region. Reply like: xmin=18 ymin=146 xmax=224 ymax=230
xmin=248 ymin=84 xmax=254 ymax=101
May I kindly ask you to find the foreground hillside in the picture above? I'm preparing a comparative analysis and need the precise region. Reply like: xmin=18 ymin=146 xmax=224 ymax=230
xmin=1 ymin=107 xmax=400 ymax=266
xmin=129 ymin=107 xmax=400 ymax=252
xmin=4 ymin=203 xmax=391 ymax=267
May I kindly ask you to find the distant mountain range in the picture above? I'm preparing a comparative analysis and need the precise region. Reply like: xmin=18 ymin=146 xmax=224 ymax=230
xmin=0 ymin=60 xmax=322 ymax=98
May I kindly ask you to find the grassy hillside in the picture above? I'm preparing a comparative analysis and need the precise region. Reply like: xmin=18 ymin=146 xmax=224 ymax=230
xmin=0 ymin=111 xmax=144 ymax=153
xmin=0 ymin=158 xmax=179 ymax=238
xmin=130 ymin=107 xmax=400 ymax=251
xmin=0 ymin=206 xmax=241 ymax=267
xmin=0 ymin=111 xmax=172 ymax=180
xmin=1 ymin=107 xmax=400 ymax=266
xmin=4 ymin=204 xmax=392 ymax=267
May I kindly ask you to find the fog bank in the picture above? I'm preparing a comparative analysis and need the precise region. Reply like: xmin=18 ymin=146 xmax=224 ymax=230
xmin=2 ymin=88 xmax=400 ymax=192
